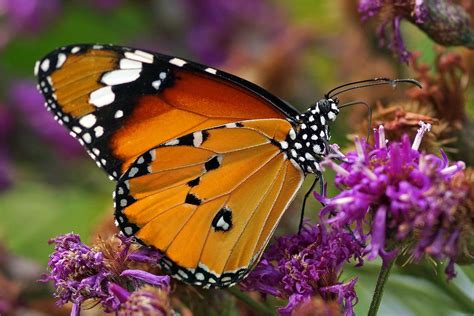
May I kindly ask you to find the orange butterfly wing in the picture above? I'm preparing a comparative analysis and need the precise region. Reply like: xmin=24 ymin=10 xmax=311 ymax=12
xmin=114 ymin=119 xmax=304 ymax=287
xmin=35 ymin=44 xmax=299 ymax=179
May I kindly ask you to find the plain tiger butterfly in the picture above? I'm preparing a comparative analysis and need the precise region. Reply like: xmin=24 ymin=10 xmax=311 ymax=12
xmin=35 ymin=44 xmax=419 ymax=288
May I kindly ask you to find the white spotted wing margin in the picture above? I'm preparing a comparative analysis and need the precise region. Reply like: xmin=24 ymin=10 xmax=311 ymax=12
xmin=113 ymin=119 xmax=305 ymax=288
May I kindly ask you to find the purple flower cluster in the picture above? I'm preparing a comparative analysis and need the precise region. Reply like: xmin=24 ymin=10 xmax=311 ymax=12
xmin=241 ymin=223 xmax=363 ymax=316
xmin=358 ymin=0 xmax=428 ymax=62
xmin=318 ymin=123 xmax=468 ymax=278
xmin=43 ymin=233 xmax=170 ymax=315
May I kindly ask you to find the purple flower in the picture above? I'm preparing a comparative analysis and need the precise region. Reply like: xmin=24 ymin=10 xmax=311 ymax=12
xmin=241 ymin=223 xmax=363 ymax=316
xmin=318 ymin=122 xmax=469 ymax=278
xmin=358 ymin=0 xmax=428 ymax=62
xmin=43 ymin=234 xmax=118 ymax=311
xmin=111 ymin=284 xmax=172 ymax=316
xmin=182 ymin=0 xmax=284 ymax=65
xmin=9 ymin=81 xmax=83 ymax=158
xmin=0 ymin=105 xmax=13 ymax=191
xmin=43 ymin=233 xmax=169 ymax=314
xmin=120 ymin=270 xmax=170 ymax=289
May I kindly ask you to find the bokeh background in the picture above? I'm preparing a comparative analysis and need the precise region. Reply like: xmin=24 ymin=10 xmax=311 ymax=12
xmin=0 ymin=1 xmax=473 ymax=315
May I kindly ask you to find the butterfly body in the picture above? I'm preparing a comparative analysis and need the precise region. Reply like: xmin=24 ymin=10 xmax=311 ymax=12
xmin=35 ymin=44 xmax=338 ymax=288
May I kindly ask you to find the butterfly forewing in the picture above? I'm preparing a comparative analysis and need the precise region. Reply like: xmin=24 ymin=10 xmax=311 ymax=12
xmin=35 ymin=44 xmax=299 ymax=180
xmin=114 ymin=119 xmax=304 ymax=288
xmin=35 ymin=44 xmax=308 ymax=289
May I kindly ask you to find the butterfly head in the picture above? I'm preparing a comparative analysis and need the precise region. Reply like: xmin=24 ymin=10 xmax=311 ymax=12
xmin=314 ymin=97 xmax=340 ymax=122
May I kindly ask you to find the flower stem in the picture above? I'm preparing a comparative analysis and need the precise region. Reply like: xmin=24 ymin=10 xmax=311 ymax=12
xmin=227 ymin=287 xmax=276 ymax=316
xmin=368 ymin=259 xmax=395 ymax=316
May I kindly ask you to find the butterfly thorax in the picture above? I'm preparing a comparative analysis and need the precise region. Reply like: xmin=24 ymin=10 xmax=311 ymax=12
xmin=282 ymin=98 xmax=339 ymax=174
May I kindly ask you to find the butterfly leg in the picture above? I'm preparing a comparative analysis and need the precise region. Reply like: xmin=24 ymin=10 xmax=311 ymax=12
xmin=298 ymin=175 xmax=320 ymax=233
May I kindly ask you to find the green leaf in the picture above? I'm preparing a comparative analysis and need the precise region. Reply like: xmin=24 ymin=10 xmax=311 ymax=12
xmin=0 ymin=180 xmax=111 ymax=264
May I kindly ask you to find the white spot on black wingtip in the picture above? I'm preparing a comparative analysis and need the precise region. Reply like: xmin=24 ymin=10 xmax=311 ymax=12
xmin=71 ymin=46 xmax=81 ymax=54
xmin=114 ymin=110 xmax=124 ymax=119
xmin=152 ymin=80 xmax=161 ymax=90
xmin=124 ymin=50 xmax=154 ymax=64
xmin=94 ymin=126 xmax=104 ymax=138
xmin=79 ymin=113 xmax=97 ymax=128
xmin=56 ymin=53 xmax=67 ymax=68
xmin=34 ymin=61 xmax=40 ymax=76
xmin=89 ymin=86 xmax=115 ymax=107
xmin=119 ymin=58 xmax=142 ymax=69
xmin=82 ymin=133 xmax=92 ymax=144
xmin=169 ymin=57 xmax=187 ymax=67
xmin=205 ymin=67 xmax=217 ymax=74
xmin=40 ymin=59 xmax=50 ymax=72
xmin=102 ymin=69 xmax=141 ymax=86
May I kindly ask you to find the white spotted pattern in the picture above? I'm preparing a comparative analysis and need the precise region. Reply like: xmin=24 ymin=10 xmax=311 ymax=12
xmin=34 ymin=61 xmax=40 ymax=76
xmin=82 ymin=133 xmax=92 ymax=144
xmin=119 ymin=58 xmax=142 ymax=69
xmin=128 ymin=167 xmax=139 ymax=177
xmin=79 ymin=114 xmax=97 ymax=128
xmin=89 ymin=86 xmax=115 ymax=107
xmin=205 ymin=67 xmax=217 ymax=74
xmin=193 ymin=131 xmax=204 ymax=147
xmin=152 ymin=80 xmax=161 ymax=90
xmin=124 ymin=50 xmax=154 ymax=63
xmin=40 ymin=59 xmax=50 ymax=72
xmin=114 ymin=110 xmax=124 ymax=118
xmin=101 ymin=69 xmax=141 ymax=86
xmin=94 ymin=126 xmax=104 ymax=138
xmin=56 ymin=53 xmax=67 ymax=68
xmin=169 ymin=57 xmax=187 ymax=67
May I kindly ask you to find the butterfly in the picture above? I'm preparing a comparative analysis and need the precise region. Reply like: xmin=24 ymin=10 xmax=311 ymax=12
xmin=35 ymin=44 xmax=411 ymax=288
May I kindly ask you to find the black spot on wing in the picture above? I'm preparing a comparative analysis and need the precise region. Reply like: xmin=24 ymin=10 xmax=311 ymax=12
xmin=205 ymin=156 xmax=221 ymax=172
xmin=185 ymin=193 xmax=202 ymax=205
xmin=187 ymin=177 xmax=200 ymax=187
xmin=211 ymin=207 xmax=232 ymax=232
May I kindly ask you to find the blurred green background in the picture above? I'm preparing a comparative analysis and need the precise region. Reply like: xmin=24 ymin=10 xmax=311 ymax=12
xmin=0 ymin=1 xmax=472 ymax=315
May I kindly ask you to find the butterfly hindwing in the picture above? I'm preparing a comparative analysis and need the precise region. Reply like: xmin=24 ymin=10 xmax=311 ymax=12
xmin=114 ymin=119 xmax=304 ymax=288
xmin=35 ymin=44 xmax=299 ymax=180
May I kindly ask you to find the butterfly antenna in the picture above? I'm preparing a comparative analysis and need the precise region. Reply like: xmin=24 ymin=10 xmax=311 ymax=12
xmin=338 ymin=100 xmax=372 ymax=142
xmin=325 ymin=78 xmax=422 ymax=99
xmin=298 ymin=175 xmax=320 ymax=234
